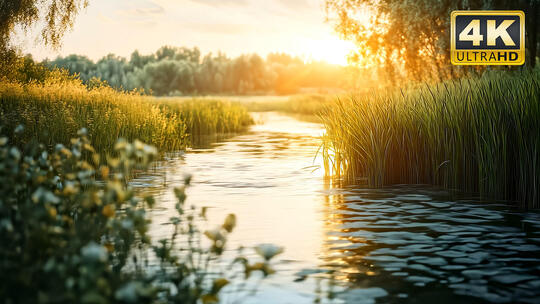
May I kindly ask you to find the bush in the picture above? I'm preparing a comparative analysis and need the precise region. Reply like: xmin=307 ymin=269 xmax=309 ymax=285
xmin=0 ymin=128 xmax=281 ymax=303
xmin=0 ymin=52 xmax=51 ymax=84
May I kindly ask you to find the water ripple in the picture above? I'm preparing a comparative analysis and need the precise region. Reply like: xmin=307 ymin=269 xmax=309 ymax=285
xmin=322 ymin=186 xmax=540 ymax=303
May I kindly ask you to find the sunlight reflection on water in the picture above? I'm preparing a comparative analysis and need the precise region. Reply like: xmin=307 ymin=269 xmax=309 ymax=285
xmin=132 ymin=112 xmax=540 ymax=304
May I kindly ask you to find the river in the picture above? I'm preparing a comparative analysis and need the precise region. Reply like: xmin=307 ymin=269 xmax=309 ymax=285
xmin=132 ymin=112 xmax=540 ymax=304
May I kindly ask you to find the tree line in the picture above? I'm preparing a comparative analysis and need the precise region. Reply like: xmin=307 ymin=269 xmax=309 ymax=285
xmin=45 ymin=46 xmax=360 ymax=96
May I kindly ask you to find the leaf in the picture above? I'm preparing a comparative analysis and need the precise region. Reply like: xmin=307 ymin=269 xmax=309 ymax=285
xmin=102 ymin=204 xmax=115 ymax=218
xmin=222 ymin=213 xmax=236 ymax=233
xmin=201 ymin=294 xmax=219 ymax=304
xmin=211 ymin=278 xmax=229 ymax=294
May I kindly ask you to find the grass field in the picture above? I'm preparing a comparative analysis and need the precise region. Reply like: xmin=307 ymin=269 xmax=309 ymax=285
xmin=240 ymin=94 xmax=334 ymax=115
xmin=321 ymin=70 xmax=540 ymax=209
xmin=170 ymin=94 xmax=335 ymax=116
xmin=0 ymin=71 xmax=253 ymax=153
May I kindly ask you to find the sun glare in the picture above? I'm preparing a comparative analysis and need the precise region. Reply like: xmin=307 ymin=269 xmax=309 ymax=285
xmin=306 ymin=36 xmax=357 ymax=66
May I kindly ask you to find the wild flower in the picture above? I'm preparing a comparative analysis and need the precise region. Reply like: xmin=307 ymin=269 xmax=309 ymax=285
xmin=0 ymin=129 xmax=279 ymax=303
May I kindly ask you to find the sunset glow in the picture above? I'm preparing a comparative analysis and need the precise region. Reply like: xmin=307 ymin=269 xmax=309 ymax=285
xmin=305 ymin=36 xmax=357 ymax=65
xmin=18 ymin=0 xmax=357 ymax=65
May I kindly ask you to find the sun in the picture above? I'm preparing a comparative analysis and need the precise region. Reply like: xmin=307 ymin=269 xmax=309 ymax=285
xmin=306 ymin=35 xmax=357 ymax=66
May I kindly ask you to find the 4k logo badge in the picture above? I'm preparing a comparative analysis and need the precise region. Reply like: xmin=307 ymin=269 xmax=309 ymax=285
xmin=451 ymin=11 xmax=525 ymax=65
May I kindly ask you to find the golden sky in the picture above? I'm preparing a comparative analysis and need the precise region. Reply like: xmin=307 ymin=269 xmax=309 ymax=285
xmin=17 ymin=0 xmax=356 ymax=65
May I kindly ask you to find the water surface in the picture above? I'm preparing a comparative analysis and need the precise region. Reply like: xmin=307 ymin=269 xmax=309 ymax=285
xmin=132 ymin=112 xmax=540 ymax=304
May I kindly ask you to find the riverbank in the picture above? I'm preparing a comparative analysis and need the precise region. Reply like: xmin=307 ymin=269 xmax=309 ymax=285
xmin=163 ymin=94 xmax=335 ymax=117
xmin=0 ymin=71 xmax=253 ymax=153
xmin=321 ymin=70 xmax=540 ymax=209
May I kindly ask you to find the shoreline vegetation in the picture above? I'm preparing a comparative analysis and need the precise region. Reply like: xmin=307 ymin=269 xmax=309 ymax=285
xmin=2 ymin=62 xmax=539 ymax=209
xmin=242 ymin=94 xmax=334 ymax=116
xmin=321 ymin=70 xmax=540 ymax=209
xmin=0 ymin=70 xmax=253 ymax=154
xmin=3 ymin=63 xmax=539 ymax=209
xmin=0 ymin=131 xmax=280 ymax=303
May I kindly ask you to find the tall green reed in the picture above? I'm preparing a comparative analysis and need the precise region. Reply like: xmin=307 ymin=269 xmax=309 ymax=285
xmin=321 ymin=70 xmax=540 ymax=208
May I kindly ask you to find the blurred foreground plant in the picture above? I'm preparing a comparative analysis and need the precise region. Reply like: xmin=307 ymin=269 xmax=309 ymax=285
xmin=0 ymin=127 xmax=281 ymax=303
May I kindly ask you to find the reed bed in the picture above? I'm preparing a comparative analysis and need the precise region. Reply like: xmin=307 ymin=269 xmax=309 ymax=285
xmin=160 ymin=98 xmax=253 ymax=138
xmin=285 ymin=94 xmax=336 ymax=115
xmin=0 ymin=72 xmax=253 ymax=153
xmin=321 ymin=70 xmax=540 ymax=208
xmin=240 ymin=94 xmax=336 ymax=118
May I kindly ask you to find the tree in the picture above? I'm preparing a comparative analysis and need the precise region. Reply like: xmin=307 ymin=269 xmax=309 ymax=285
xmin=37 ymin=45 xmax=359 ymax=95
xmin=135 ymin=59 xmax=196 ymax=96
xmin=0 ymin=0 xmax=87 ymax=78
xmin=93 ymin=54 xmax=130 ymax=89
xmin=129 ymin=50 xmax=155 ymax=69
xmin=155 ymin=46 xmax=201 ymax=63
xmin=49 ymin=54 xmax=95 ymax=81
xmin=325 ymin=0 xmax=540 ymax=83
xmin=0 ymin=0 xmax=87 ymax=50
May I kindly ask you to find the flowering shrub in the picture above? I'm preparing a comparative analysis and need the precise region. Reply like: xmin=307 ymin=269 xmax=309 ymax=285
xmin=0 ymin=128 xmax=280 ymax=303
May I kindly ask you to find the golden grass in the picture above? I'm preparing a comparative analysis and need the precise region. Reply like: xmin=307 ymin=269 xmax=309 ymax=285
xmin=0 ymin=71 xmax=253 ymax=153
xmin=239 ymin=94 xmax=336 ymax=118
xmin=160 ymin=98 xmax=253 ymax=138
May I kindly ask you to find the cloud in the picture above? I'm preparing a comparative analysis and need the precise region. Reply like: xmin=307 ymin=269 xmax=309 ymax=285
xmin=97 ymin=13 xmax=114 ymax=23
xmin=275 ymin=0 xmax=312 ymax=9
xmin=115 ymin=1 xmax=165 ymax=18
xmin=112 ymin=0 xmax=164 ymax=28
xmin=186 ymin=0 xmax=312 ymax=9
xmin=24 ymin=0 xmax=337 ymax=63
xmin=186 ymin=22 xmax=250 ymax=35
xmin=130 ymin=5 xmax=165 ymax=16
xmin=259 ymin=0 xmax=321 ymax=19
xmin=186 ymin=0 xmax=248 ymax=7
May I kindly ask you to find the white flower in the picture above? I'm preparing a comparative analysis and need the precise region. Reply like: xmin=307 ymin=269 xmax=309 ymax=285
xmin=31 ymin=187 xmax=60 ymax=204
xmin=115 ymin=282 xmax=142 ymax=303
xmin=204 ymin=228 xmax=225 ymax=242
xmin=254 ymin=244 xmax=283 ymax=261
xmin=81 ymin=242 xmax=108 ymax=262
